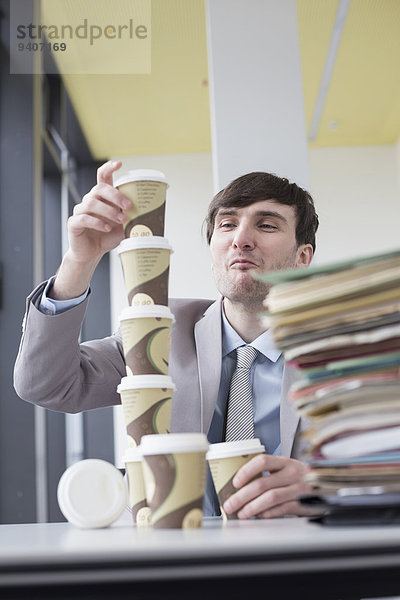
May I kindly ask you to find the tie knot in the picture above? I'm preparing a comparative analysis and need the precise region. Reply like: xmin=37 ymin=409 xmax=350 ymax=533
xmin=235 ymin=345 xmax=258 ymax=369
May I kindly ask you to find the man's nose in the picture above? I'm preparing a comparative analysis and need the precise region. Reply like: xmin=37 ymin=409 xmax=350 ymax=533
xmin=232 ymin=224 xmax=255 ymax=249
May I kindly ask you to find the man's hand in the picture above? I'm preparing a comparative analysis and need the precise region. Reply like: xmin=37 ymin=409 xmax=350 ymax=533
xmin=222 ymin=454 xmax=317 ymax=519
xmin=50 ymin=160 xmax=132 ymax=300
xmin=67 ymin=160 xmax=131 ymax=265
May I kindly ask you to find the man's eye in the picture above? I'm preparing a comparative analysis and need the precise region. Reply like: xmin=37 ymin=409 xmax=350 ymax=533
xmin=220 ymin=222 xmax=235 ymax=228
xmin=260 ymin=223 xmax=277 ymax=230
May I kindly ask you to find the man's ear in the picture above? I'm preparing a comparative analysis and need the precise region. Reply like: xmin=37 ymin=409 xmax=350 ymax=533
xmin=295 ymin=244 xmax=313 ymax=267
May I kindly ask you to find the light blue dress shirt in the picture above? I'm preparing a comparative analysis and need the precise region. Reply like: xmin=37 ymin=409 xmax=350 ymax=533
xmin=204 ymin=305 xmax=283 ymax=516
xmin=208 ymin=306 xmax=283 ymax=455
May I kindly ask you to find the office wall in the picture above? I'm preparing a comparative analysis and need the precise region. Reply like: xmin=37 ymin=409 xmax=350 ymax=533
xmin=206 ymin=0 xmax=309 ymax=192
xmin=308 ymin=144 xmax=400 ymax=266
xmin=396 ymin=137 xmax=400 ymax=192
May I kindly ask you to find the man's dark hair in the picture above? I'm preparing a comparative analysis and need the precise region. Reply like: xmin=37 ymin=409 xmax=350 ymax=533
xmin=205 ymin=172 xmax=319 ymax=252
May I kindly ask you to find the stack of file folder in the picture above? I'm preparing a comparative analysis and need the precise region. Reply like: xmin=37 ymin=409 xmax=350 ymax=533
xmin=261 ymin=248 xmax=400 ymax=524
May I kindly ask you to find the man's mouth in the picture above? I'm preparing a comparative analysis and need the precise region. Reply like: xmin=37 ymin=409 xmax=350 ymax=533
xmin=229 ymin=258 xmax=258 ymax=269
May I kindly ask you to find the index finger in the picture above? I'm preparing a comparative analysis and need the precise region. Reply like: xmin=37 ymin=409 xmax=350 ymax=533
xmin=97 ymin=160 xmax=122 ymax=186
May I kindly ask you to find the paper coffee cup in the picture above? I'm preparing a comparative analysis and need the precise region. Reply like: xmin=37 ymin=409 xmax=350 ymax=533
xmin=117 ymin=375 xmax=175 ymax=447
xmin=140 ymin=433 xmax=209 ymax=529
xmin=114 ymin=169 xmax=168 ymax=238
xmin=117 ymin=237 xmax=173 ymax=307
xmin=118 ymin=305 xmax=174 ymax=376
xmin=123 ymin=447 xmax=152 ymax=526
xmin=206 ymin=439 xmax=265 ymax=520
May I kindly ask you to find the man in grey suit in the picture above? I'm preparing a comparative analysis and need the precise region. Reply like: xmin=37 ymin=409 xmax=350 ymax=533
xmin=14 ymin=160 xmax=319 ymax=519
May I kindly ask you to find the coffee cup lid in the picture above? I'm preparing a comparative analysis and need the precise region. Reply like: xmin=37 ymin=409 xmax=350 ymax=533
xmin=57 ymin=459 xmax=127 ymax=529
xmin=140 ymin=433 xmax=209 ymax=455
xmin=117 ymin=375 xmax=176 ymax=393
xmin=114 ymin=169 xmax=168 ymax=188
xmin=206 ymin=439 xmax=265 ymax=460
xmin=122 ymin=447 xmax=142 ymax=463
xmin=118 ymin=305 xmax=175 ymax=322
xmin=117 ymin=236 xmax=173 ymax=254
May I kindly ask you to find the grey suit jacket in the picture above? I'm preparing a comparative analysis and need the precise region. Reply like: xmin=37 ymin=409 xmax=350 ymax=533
xmin=14 ymin=282 xmax=302 ymax=458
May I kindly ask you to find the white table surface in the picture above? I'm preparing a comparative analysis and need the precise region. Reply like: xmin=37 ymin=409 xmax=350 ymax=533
xmin=2 ymin=517 xmax=400 ymax=600
xmin=1 ymin=517 xmax=400 ymax=568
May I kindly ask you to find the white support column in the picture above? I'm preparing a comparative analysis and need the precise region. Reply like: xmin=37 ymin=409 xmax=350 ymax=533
xmin=396 ymin=136 xmax=400 ymax=195
xmin=206 ymin=0 xmax=309 ymax=192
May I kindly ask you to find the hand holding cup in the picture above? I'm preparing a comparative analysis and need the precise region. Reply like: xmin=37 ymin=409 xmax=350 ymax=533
xmin=207 ymin=439 xmax=265 ymax=520
xmin=68 ymin=160 xmax=132 ymax=265
xmin=49 ymin=160 xmax=133 ymax=301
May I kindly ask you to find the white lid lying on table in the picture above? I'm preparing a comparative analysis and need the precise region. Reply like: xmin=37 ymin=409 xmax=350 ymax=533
xmin=57 ymin=459 xmax=127 ymax=529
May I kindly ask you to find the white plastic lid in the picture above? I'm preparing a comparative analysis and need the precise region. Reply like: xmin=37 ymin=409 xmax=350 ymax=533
xmin=206 ymin=439 xmax=265 ymax=460
xmin=114 ymin=169 xmax=168 ymax=188
xmin=117 ymin=375 xmax=176 ymax=393
xmin=57 ymin=459 xmax=127 ymax=529
xmin=122 ymin=447 xmax=142 ymax=463
xmin=117 ymin=236 xmax=173 ymax=254
xmin=118 ymin=305 xmax=175 ymax=322
xmin=140 ymin=433 xmax=209 ymax=455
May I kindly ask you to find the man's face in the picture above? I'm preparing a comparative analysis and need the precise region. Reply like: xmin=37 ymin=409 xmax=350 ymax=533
xmin=209 ymin=199 xmax=312 ymax=306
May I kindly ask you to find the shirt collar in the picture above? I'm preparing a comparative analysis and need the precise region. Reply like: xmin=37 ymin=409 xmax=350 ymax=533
xmin=221 ymin=303 xmax=281 ymax=363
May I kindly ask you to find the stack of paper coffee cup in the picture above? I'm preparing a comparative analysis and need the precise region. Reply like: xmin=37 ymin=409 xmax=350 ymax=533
xmin=114 ymin=170 xmax=183 ymax=526
xmin=115 ymin=170 xmax=208 ymax=528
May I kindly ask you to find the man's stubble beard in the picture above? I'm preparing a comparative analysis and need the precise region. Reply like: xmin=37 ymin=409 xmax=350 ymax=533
xmin=219 ymin=273 xmax=270 ymax=307
xmin=213 ymin=250 xmax=299 ymax=308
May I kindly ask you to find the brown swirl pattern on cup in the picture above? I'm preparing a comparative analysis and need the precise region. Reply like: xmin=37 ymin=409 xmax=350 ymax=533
xmin=126 ymin=396 xmax=171 ymax=446
xmin=124 ymin=327 xmax=169 ymax=375
xmin=153 ymin=500 xmax=203 ymax=529
xmin=145 ymin=454 xmax=175 ymax=512
xmin=143 ymin=454 xmax=204 ymax=529
xmin=125 ymin=204 xmax=166 ymax=238
xmin=128 ymin=268 xmax=169 ymax=306
xmin=215 ymin=478 xmax=239 ymax=519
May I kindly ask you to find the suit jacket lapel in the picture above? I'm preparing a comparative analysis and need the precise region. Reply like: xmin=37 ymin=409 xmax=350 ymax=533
xmin=194 ymin=298 xmax=223 ymax=434
xmin=280 ymin=363 xmax=300 ymax=457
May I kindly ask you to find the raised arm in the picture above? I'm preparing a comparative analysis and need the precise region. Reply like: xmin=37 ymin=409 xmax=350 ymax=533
xmin=50 ymin=160 xmax=131 ymax=300
xmin=14 ymin=160 xmax=131 ymax=413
